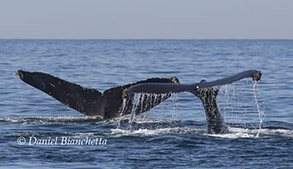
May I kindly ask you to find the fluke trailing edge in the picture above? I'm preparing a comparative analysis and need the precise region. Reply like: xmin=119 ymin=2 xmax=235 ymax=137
xmin=16 ymin=70 xmax=261 ymax=134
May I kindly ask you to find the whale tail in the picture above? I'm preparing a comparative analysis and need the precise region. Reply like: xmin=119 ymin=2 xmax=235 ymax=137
xmin=125 ymin=70 xmax=262 ymax=134
xmin=16 ymin=70 xmax=179 ymax=119
xmin=16 ymin=69 xmax=262 ymax=134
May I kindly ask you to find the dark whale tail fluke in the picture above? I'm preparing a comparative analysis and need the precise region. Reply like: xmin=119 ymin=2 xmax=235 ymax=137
xmin=16 ymin=70 xmax=105 ymax=117
xmin=16 ymin=69 xmax=261 ymax=134
xmin=125 ymin=70 xmax=262 ymax=134
xmin=16 ymin=70 xmax=179 ymax=119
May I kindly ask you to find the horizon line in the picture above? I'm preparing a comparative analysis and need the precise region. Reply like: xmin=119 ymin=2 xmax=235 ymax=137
xmin=0 ymin=38 xmax=293 ymax=41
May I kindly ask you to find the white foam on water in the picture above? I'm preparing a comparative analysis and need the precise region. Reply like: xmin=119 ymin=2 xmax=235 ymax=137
xmin=206 ymin=127 xmax=293 ymax=139
xmin=250 ymin=128 xmax=293 ymax=138
xmin=205 ymin=127 xmax=256 ymax=138
xmin=111 ymin=124 xmax=293 ymax=138
xmin=134 ymin=116 xmax=180 ymax=124
xmin=110 ymin=127 xmax=203 ymax=137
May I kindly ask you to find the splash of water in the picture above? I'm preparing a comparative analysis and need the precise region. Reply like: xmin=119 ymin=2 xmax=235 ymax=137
xmin=116 ymin=98 xmax=128 ymax=129
xmin=253 ymin=81 xmax=265 ymax=137
xmin=129 ymin=93 xmax=169 ymax=121
xmin=218 ymin=79 xmax=265 ymax=135
xmin=16 ymin=81 xmax=24 ymax=114
xmin=129 ymin=93 xmax=141 ymax=125
xmin=219 ymin=83 xmax=242 ymax=126
xmin=119 ymin=98 xmax=128 ymax=116
xmin=118 ymin=93 xmax=171 ymax=130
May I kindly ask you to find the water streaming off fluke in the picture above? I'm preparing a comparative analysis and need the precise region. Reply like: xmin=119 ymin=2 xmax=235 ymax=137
xmin=119 ymin=93 xmax=171 ymax=128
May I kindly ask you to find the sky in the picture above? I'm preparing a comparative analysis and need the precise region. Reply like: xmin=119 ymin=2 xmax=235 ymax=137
xmin=0 ymin=0 xmax=293 ymax=39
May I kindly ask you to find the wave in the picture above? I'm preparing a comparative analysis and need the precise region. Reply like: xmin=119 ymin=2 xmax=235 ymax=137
xmin=205 ymin=127 xmax=293 ymax=138
xmin=110 ymin=127 xmax=204 ymax=137
xmin=1 ymin=116 xmax=292 ymax=139
xmin=109 ymin=126 xmax=293 ymax=139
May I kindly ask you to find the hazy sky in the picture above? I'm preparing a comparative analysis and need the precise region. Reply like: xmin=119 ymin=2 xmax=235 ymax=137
xmin=1 ymin=0 xmax=292 ymax=39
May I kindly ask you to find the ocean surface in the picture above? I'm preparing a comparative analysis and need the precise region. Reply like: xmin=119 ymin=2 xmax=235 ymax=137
xmin=0 ymin=40 xmax=292 ymax=169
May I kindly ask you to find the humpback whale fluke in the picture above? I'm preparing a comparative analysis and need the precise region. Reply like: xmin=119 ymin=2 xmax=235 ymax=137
xmin=16 ymin=70 xmax=179 ymax=119
xmin=124 ymin=70 xmax=262 ymax=134
xmin=16 ymin=70 xmax=261 ymax=134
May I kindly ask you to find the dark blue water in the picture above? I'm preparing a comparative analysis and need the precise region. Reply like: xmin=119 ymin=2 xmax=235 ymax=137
xmin=0 ymin=40 xmax=292 ymax=168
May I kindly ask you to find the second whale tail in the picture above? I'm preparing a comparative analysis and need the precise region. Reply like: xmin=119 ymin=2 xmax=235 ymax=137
xmin=124 ymin=70 xmax=262 ymax=134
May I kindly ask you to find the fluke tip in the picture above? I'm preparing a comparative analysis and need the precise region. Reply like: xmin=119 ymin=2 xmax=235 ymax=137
xmin=253 ymin=71 xmax=262 ymax=82
xmin=16 ymin=70 xmax=23 ymax=79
